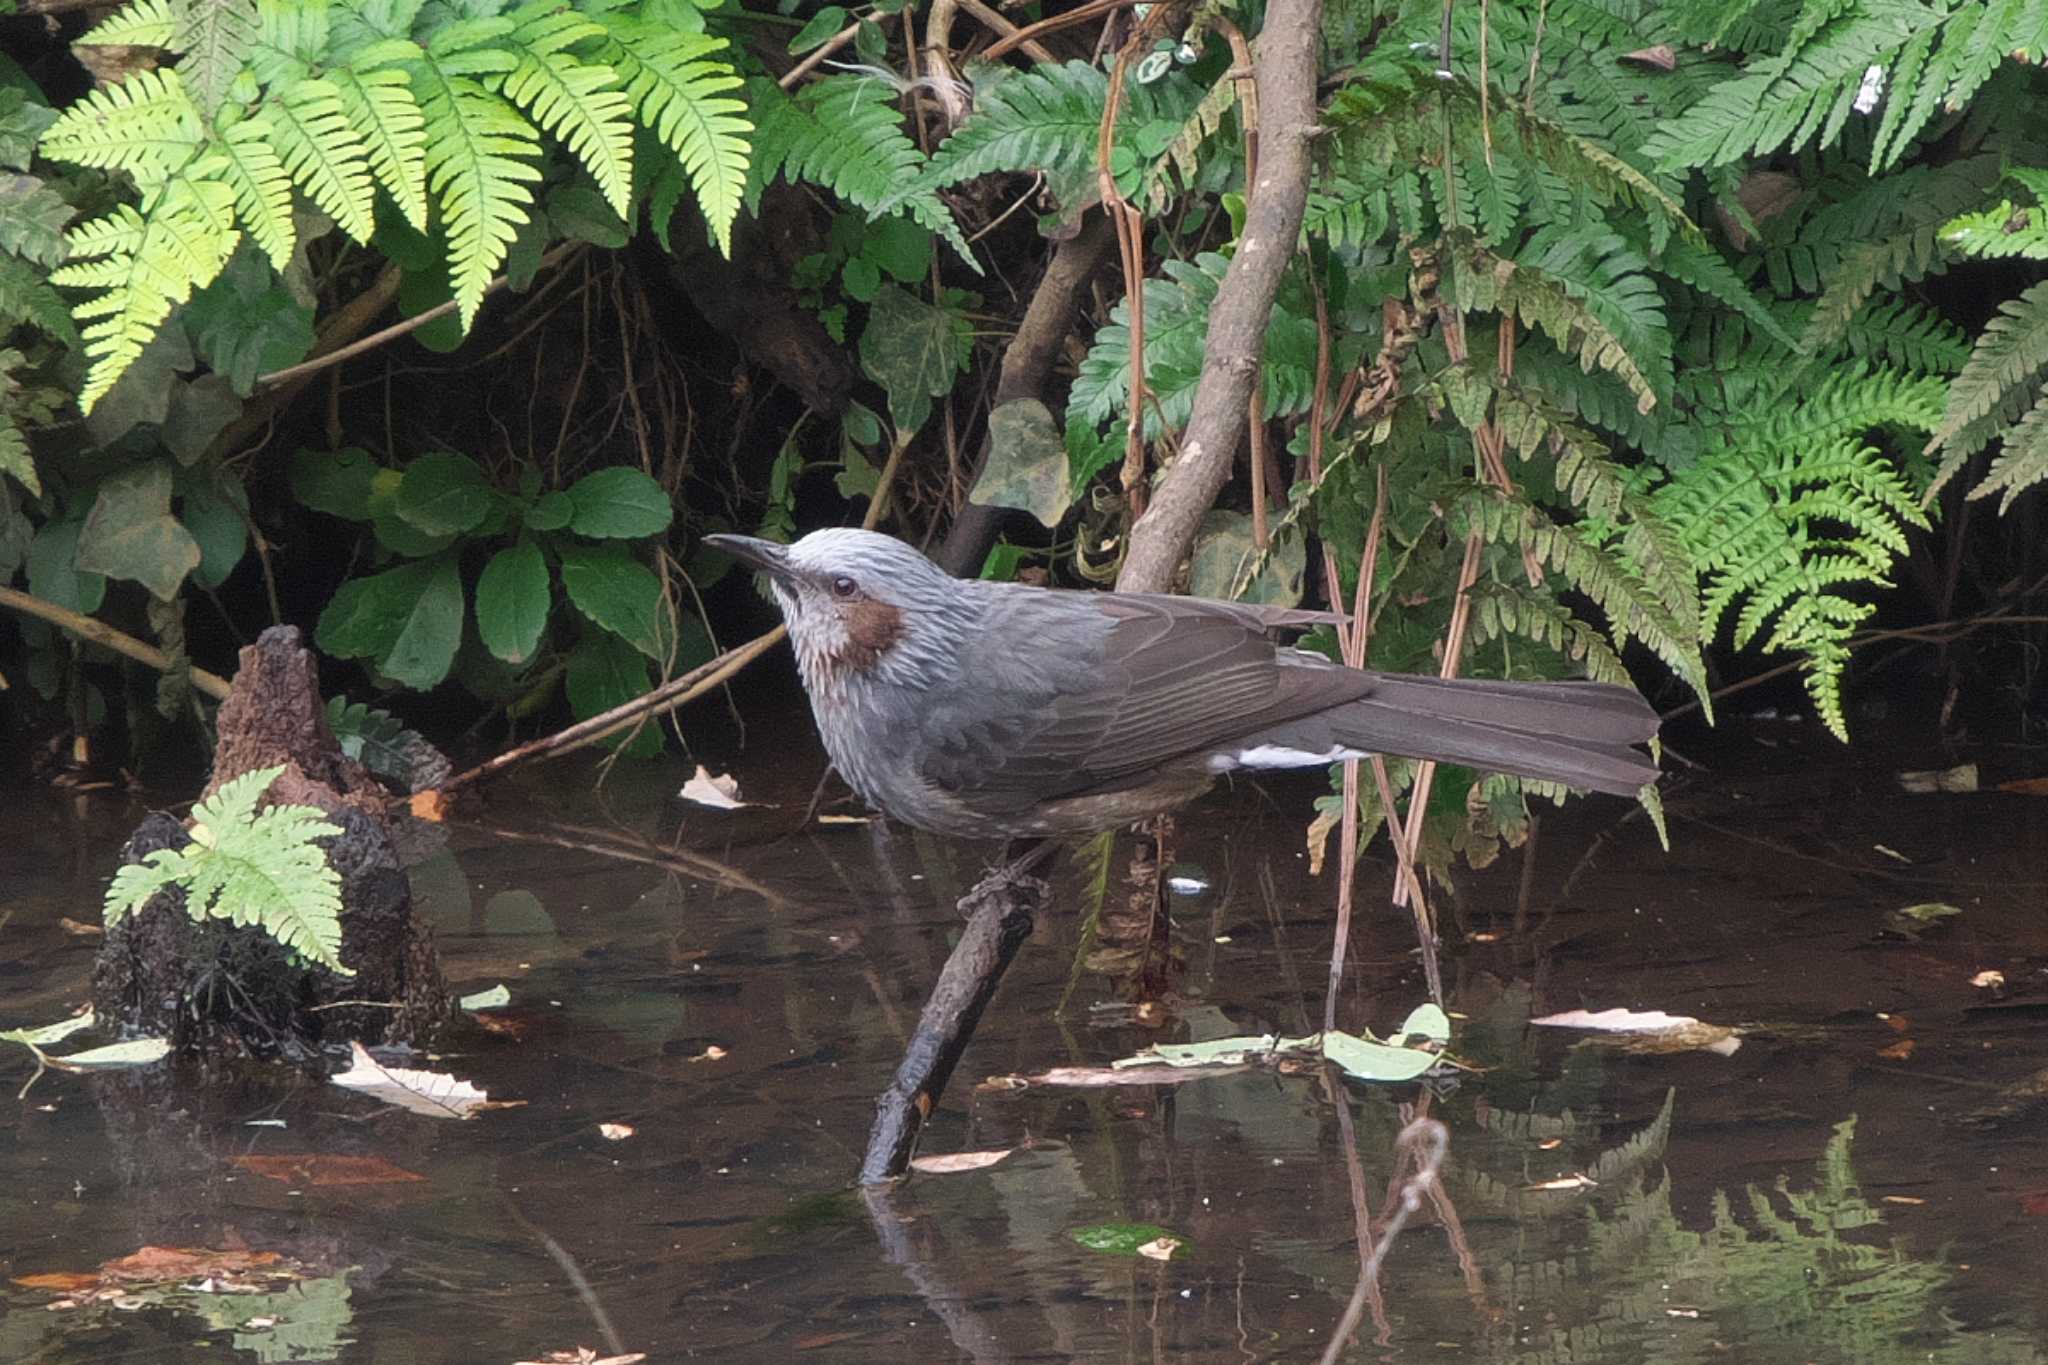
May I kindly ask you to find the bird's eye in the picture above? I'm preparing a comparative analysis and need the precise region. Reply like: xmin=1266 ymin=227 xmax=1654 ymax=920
xmin=830 ymin=575 xmax=859 ymax=599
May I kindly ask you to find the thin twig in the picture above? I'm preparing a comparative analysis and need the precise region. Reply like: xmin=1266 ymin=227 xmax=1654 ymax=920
xmin=0 ymin=586 xmax=232 ymax=699
xmin=1317 ymin=1117 xmax=1449 ymax=1365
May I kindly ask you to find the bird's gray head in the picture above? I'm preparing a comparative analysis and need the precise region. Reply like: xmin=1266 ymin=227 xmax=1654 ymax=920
xmin=703 ymin=529 xmax=975 ymax=698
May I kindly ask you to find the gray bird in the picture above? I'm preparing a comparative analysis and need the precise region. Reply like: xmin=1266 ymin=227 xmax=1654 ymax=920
xmin=705 ymin=529 xmax=1659 ymax=838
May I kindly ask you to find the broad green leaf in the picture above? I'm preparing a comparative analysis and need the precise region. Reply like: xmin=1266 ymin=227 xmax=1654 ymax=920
xmin=1069 ymin=1223 xmax=1182 ymax=1257
xmin=458 ymin=984 xmax=511 ymax=1010
xmin=48 ymin=1037 xmax=172 ymax=1069
xmin=474 ymin=540 xmax=549 ymax=663
xmin=395 ymin=451 xmax=495 ymax=535
xmin=970 ymin=399 xmax=1070 ymax=527
xmin=1319 ymin=1028 xmax=1440 ymax=1082
xmin=1188 ymin=511 xmax=1304 ymax=607
xmin=160 ymin=374 xmax=244 ymax=465
xmin=0 ymin=172 xmax=74 ymax=266
xmin=0 ymin=1010 xmax=95 ymax=1047
xmin=557 ymin=542 xmax=666 ymax=657
xmin=565 ymin=628 xmax=660 ymax=755
xmin=566 ymin=466 xmax=672 ymax=538
xmin=524 ymin=490 xmax=573 ymax=530
xmin=546 ymin=184 xmax=628 ymax=248
xmin=0 ymin=89 xmax=58 ymax=171
xmin=184 ymin=247 xmax=317 ymax=394
xmin=316 ymin=555 xmax=465 ymax=688
xmin=26 ymin=517 xmax=105 ymax=613
xmin=861 ymin=214 xmax=932 ymax=283
xmin=289 ymin=446 xmax=382 ymax=520
xmin=181 ymin=471 xmax=249 ymax=590
xmin=787 ymin=5 xmax=846 ymax=52
xmin=858 ymin=284 xmax=971 ymax=434
xmin=77 ymin=462 xmax=203 ymax=601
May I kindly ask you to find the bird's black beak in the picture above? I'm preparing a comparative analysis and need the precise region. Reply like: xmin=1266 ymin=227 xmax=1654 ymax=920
xmin=704 ymin=533 xmax=794 ymax=583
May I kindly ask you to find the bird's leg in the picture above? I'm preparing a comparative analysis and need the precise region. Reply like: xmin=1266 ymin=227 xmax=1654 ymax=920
xmin=1133 ymin=814 xmax=1178 ymax=1002
xmin=860 ymin=838 xmax=1051 ymax=1184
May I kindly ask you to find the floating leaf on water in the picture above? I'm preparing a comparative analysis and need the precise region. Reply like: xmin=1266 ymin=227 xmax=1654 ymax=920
xmin=330 ymin=1042 xmax=490 ymax=1120
xmin=1070 ymin=1222 xmax=1184 ymax=1257
xmin=909 ymin=1149 xmax=1014 ymax=1174
xmin=678 ymin=765 xmax=758 ymax=811
xmin=1 ymin=1010 xmax=96 ymax=1048
xmin=46 ymin=1037 xmax=171 ymax=1070
xmin=458 ymin=984 xmax=511 ymax=1012
xmin=1530 ymin=1007 xmax=1743 ymax=1056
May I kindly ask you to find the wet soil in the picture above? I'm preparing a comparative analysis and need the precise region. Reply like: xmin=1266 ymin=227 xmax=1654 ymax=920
xmin=3 ymin=703 xmax=2046 ymax=1363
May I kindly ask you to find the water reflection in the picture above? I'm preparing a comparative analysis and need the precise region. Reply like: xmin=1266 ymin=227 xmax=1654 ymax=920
xmin=1 ymin=729 xmax=2045 ymax=1362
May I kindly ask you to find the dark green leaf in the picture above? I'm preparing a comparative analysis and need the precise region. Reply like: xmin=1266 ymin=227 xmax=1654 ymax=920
xmin=184 ymin=248 xmax=316 ymax=395
xmin=475 ymin=540 xmax=550 ymax=664
xmin=861 ymin=215 xmax=932 ymax=283
xmin=77 ymin=462 xmax=202 ymax=600
xmin=180 ymin=472 xmax=249 ymax=591
xmin=788 ymin=6 xmax=847 ymax=52
xmin=557 ymin=542 xmax=667 ymax=658
xmin=853 ymin=14 xmax=887 ymax=62
xmin=841 ymin=253 xmax=882 ymax=302
xmin=565 ymin=629 xmax=661 ymax=756
xmin=524 ymin=490 xmax=574 ymax=531
xmin=26 ymin=516 xmax=105 ymax=614
xmin=290 ymin=446 xmax=383 ymax=521
xmin=859 ymin=284 xmax=971 ymax=434
xmin=0 ymin=89 xmax=57 ymax=172
xmin=566 ymin=467 xmax=673 ymax=539
xmin=395 ymin=451 xmax=494 ymax=535
xmin=548 ymin=185 xmax=629 ymax=249
xmin=0 ymin=483 xmax=30 ymax=582
xmin=160 ymin=374 xmax=243 ymax=465
xmin=0 ymin=173 xmax=73 ymax=267
xmin=316 ymin=555 xmax=464 ymax=689
xmin=970 ymin=399 xmax=1070 ymax=527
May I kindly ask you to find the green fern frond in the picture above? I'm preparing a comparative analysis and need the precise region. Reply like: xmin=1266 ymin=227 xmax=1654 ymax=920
xmin=1653 ymin=232 xmax=1801 ymax=351
xmin=79 ymin=0 xmax=176 ymax=47
xmin=1449 ymin=232 xmax=1667 ymax=414
xmin=174 ymin=0 xmax=261 ymax=115
xmin=1302 ymin=177 xmax=1390 ymax=251
xmin=408 ymin=45 xmax=542 ymax=328
xmin=104 ymin=764 xmax=351 ymax=974
xmin=750 ymin=73 xmax=970 ymax=264
xmin=332 ymin=62 xmax=430 ymax=233
xmin=494 ymin=4 xmax=634 ymax=219
xmin=1800 ymin=221 xmax=1951 ymax=355
xmin=606 ymin=19 xmax=748 ymax=254
xmin=1643 ymin=3 xmax=1948 ymax=171
xmin=270 ymin=77 xmax=377 ymax=242
xmin=53 ymin=174 xmax=239 ymax=411
xmin=898 ymin=61 xmax=1110 ymax=209
xmin=41 ymin=68 xmax=205 ymax=183
xmin=1143 ymin=63 xmax=1240 ymax=213
xmin=1969 ymin=391 xmax=2048 ymax=511
xmin=1468 ymin=583 xmax=1636 ymax=688
xmin=1835 ymin=297 xmax=1971 ymax=373
xmin=1942 ymin=167 xmax=2048 ymax=261
xmin=0 ymin=251 xmax=82 ymax=346
xmin=1925 ymin=279 xmax=2048 ymax=476
xmin=215 ymin=109 xmax=296 ymax=269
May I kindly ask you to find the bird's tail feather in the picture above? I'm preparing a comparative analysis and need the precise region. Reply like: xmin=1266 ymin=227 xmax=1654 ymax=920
xmin=1330 ymin=676 xmax=1659 ymax=797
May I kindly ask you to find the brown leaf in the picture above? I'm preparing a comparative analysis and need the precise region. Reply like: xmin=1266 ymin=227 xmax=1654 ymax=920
xmin=1716 ymin=170 xmax=1802 ymax=249
xmin=232 ymin=1154 xmax=428 ymax=1187
xmin=1619 ymin=44 xmax=1677 ymax=70
xmin=1997 ymin=776 xmax=2048 ymax=795
xmin=1877 ymin=1039 xmax=1916 ymax=1060
xmin=58 ymin=918 xmax=104 ymax=937
xmin=12 ymin=1271 xmax=101 ymax=1292
xmin=409 ymin=788 xmax=448 ymax=822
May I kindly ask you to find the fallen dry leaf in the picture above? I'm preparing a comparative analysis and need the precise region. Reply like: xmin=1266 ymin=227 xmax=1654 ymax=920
xmin=57 ymin=918 xmax=104 ymax=938
xmin=598 ymin=1123 xmax=634 ymax=1141
xmin=16 ymin=1246 xmax=294 ymax=1298
xmin=2021 ymin=1190 xmax=2048 ymax=1217
xmin=514 ymin=1350 xmax=647 ymax=1365
xmin=1898 ymin=763 xmax=1977 ymax=794
xmin=231 ymin=1154 xmax=427 ymax=1187
xmin=1996 ymin=776 xmax=2048 ymax=796
xmin=688 ymin=1045 xmax=727 ymax=1063
xmin=1972 ymin=970 xmax=2007 ymax=990
xmin=1137 ymin=1236 xmax=1182 ymax=1261
xmin=1525 ymin=1174 xmax=1599 ymax=1192
xmin=1881 ymin=1195 xmax=1926 ymax=1205
xmin=909 ymin=1149 xmax=1013 ymax=1175
xmin=1877 ymin=1039 xmax=1916 ymax=1060
xmin=1530 ymin=1007 xmax=1742 ymax=1056
xmin=409 ymin=788 xmax=448 ymax=822
xmin=814 ymin=813 xmax=871 ymax=825
xmin=331 ymin=1042 xmax=490 ymax=1119
xmin=1620 ymin=43 xmax=1677 ymax=69
xmin=981 ymin=1063 xmax=1251 ymax=1089
xmin=678 ymin=766 xmax=756 ymax=811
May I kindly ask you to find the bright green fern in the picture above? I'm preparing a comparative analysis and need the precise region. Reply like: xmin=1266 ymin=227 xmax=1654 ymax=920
xmin=105 ymin=765 xmax=351 ymax=975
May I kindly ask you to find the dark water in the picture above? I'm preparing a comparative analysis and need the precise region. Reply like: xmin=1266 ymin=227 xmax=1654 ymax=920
xmin=3 ymin=709 xmax=2047 ymax=1363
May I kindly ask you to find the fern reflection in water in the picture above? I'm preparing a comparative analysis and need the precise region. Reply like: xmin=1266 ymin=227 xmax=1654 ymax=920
xmin=1472 ymin=1109 xmax=2039 ymax=1365
xmin=104 ymin=764 xmax=351 ymax=974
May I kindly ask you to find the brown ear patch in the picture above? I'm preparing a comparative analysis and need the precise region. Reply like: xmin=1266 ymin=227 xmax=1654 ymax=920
xmin=842 ymin=598 xmax=906 ymax=671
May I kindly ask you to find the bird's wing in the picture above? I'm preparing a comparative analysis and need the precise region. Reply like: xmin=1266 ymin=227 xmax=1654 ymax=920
xmin=917 ymin=592 xmax=1372 ymax=804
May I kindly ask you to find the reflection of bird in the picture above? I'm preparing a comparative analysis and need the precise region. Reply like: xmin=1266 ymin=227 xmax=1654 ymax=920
xmin=706 ymin=529 xmax=1660 ymax=838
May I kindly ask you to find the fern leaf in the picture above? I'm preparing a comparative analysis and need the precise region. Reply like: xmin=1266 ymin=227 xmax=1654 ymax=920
xmin=606 ymin=19 xmax=748 ymax=255
xmin=174 ymin=0 xmax=261 ymax=116
xmin=332 ymin=64 xmax=429 ymax=233
xmin=79 ymin=0 xmax=176 ymax=47
xmin=494 ymin=4 xmax=634 ymax=219
xmin=750 ymin=74 xmax=971 ymax=265
xmin=1835 ymin=298 xmax=1970 ymax=373
xmin=1970 ymin=390 xmax=2048 ymax=511
xmin=41 ymin=68 xmax=205 ymax=183
xmin=408 ymin=47 xmax=542 ymax=329
xmin=215 ymin=109 xmax=297 ymax=269
xmin=105 ymin=765 xmax=351 ymax=974
xmin=1468 ymin=583 xmax=1637 ymax=688
xmin=269 ymin=77 xmax=377 ymax=243
xmin=1654 ymin=233 xmax=1800 ymax=352
xmin=0 ymin=251 xmax=82 ymax=346
xmin=53 ymin=174 xmax=239 ymax=412
xmin=1925 ymin=279 xmax=2048 ymax=485
xmin=906 ymin=60 xmax=1109 ymax=204
xmin=1943 ymin=177 xmax=2048 ymax=261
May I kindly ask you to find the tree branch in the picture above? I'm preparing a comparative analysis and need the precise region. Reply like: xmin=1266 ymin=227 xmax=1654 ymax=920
xmin=1114 ymin=0 xmax=1323 ymax=593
